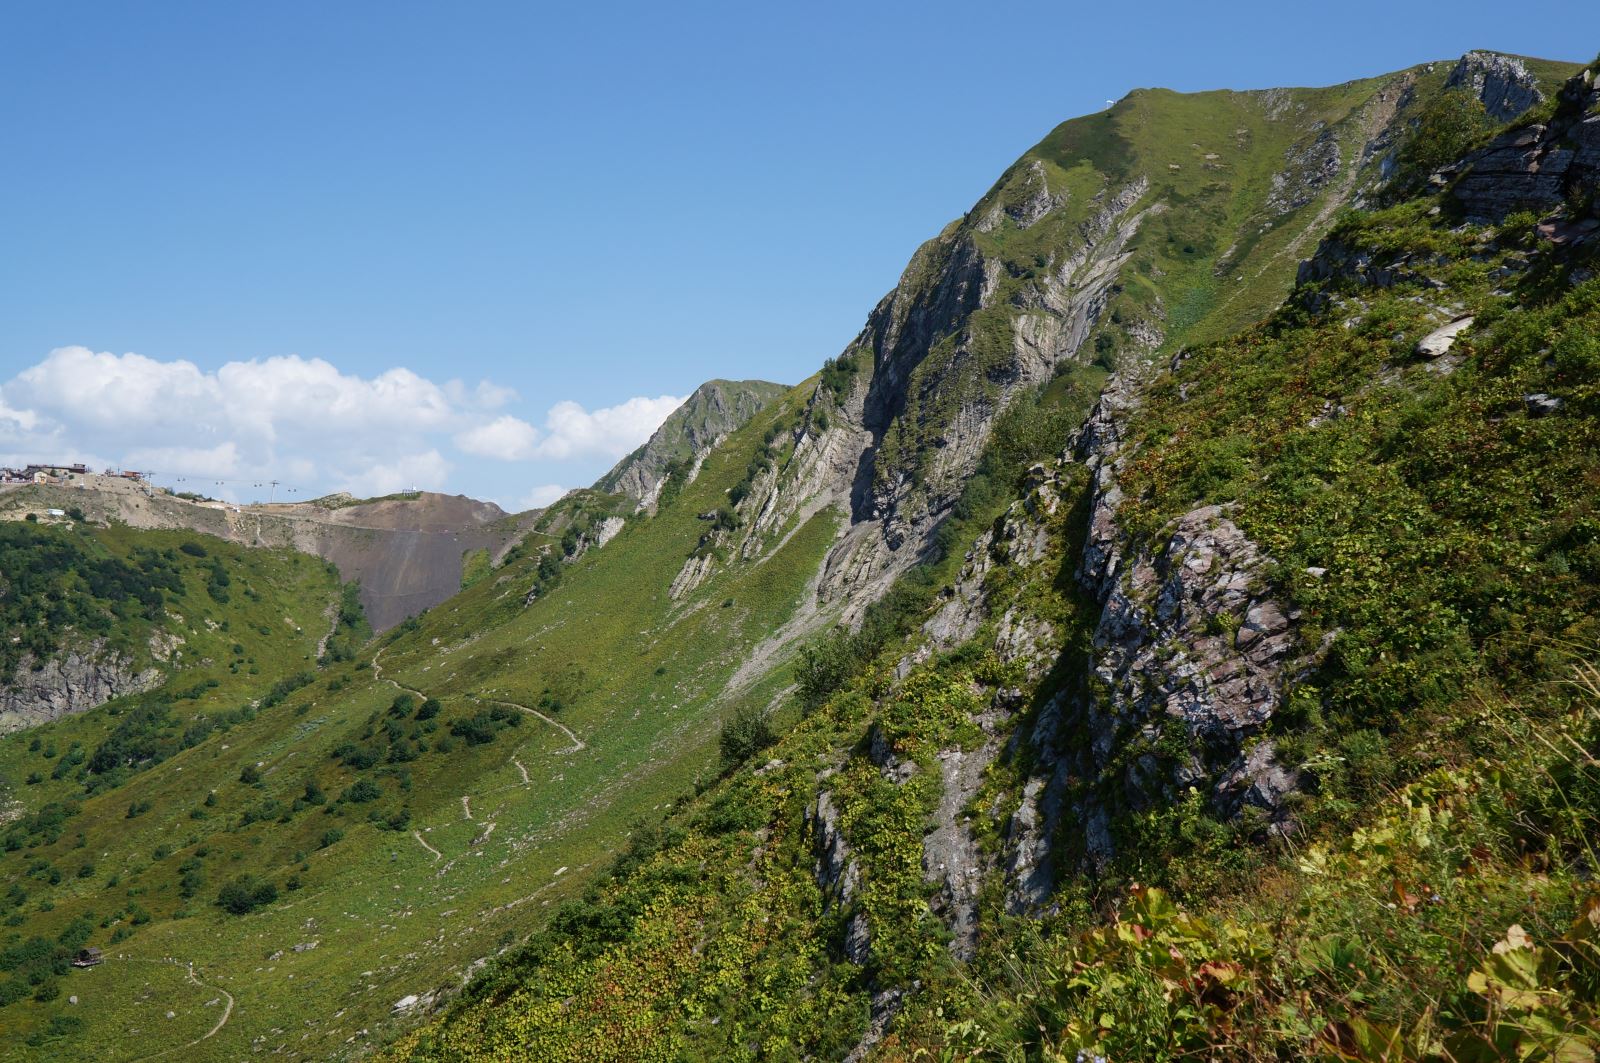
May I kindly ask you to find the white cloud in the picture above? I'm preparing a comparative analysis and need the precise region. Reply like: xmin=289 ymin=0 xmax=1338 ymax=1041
xmin=13 ymin=347 xmax=213 ymax=431
xmin=455 ymin=415 xmax=541 ymax=461
xmin=455 ymin=394 xmax=683 ymax=463
xmin=0 ymin=386 xmax=41 ymax=432
xmin=531 ymin=395 xmax=683 ymax=460
xmin=0 ymin=345 xmax=688 ymax=504
xmin=448 ymin=379 xmax=517 ymax=409
xmin=123 ymin=442 xmax=241 ymax=480
xmin=9 ymin=347 xmax=461 ymax=447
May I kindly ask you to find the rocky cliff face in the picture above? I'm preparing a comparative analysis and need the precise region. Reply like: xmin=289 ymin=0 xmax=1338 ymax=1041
xmin=1446 ymin=50 xmax=1546 ymax=122
xmin=722 ymin=172 xmax=1165 ymax=637
xmin=706 ymin=53 xmax=1562 ymax=694
xmin=1000 ymin=375 xmax=1324 ymax=896
xmin=0 ymin=642 xmax=161 ymax=734
xmin=678 ymin=63 xmax=1582 ymax=939
xmin=991 ymin=56 xmax=1594 ymax=912
xmin=1444 ymin=61 xmax=1600 ymax=225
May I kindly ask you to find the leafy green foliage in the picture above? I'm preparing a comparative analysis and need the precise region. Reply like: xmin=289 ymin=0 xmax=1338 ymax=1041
xmin=0 ymin=523 xmax=180 ymax=681
xmin=215 ymin=874 xmax=277 ymax=915
xmin=1390 ymin=88 xmax=1497 ymax=195
xmin=940 ymin=663 xmax=1600 ymax=1062
xmin=449 ymin=705 xmax=522 ymax=746
xmin=817 ymin=352 xmax=860 ymax=403
xmin=716 ymin=703 xmax=774 ymax=771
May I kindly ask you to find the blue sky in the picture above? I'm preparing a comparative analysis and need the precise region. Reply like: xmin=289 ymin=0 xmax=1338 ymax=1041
xmin=1 ymin=1 xmax=1594 ymax=508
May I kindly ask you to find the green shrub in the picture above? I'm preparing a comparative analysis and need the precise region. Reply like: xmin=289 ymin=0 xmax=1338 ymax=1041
xmin=717 ymin=704 xmax=774 ymax=771
xmin=215 ymin=874 xmax=277 ymax=915
xmin=340 ymin=779 xmax=381 ymax=804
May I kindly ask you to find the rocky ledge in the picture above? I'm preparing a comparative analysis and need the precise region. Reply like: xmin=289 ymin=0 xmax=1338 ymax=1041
xmin=0 ymin=641 xmax=162 ymax=733
xmin=1444 ymin=63 xmax=1600 ymax=223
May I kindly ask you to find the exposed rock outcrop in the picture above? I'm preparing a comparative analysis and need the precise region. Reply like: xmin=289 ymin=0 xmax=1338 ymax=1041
xmin=1002 ymin=370 xmax=1324 ymax=908
xmin=1415 ymin=316 xmax=1475 ymax=358
xmin=922 ymin=725 xmax=1003 ymax=959
xmin=0 ymin=641 xmax=162 ymax=733
xmin=805 ymin=177 xmax=1158 ymax=624
xmin=1269 ymin=127 xmax=1342 ymax=214
xmin=1446 ymin=50 xmax=1545 ymax=122
xmin=1444 ymin=64 xmax=1600 ymax=223
xmin=599 ymin=379 xmax=789 ymax=512
xmin=804 ymin=789 xmax=868 ymax=964
xmin=1082 ymin=502 xmax=1309 ymax=822
xmin=1295 ymin=238 xmax=1436 ymax=292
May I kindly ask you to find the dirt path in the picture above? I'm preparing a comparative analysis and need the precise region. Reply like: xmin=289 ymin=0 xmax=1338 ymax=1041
xmin=118 ymin=958 xmax=235 ymax=1061
xmin=472 ymin=695 xmax=585 ymax=753
xmin=374 ymin=648 xmax=582 ymax=754
xmin=412 ymin=830 xmax=442 ymax=861
xmin=313 ymin=593 xmax=342 ymax=661
xmin=371 ymin=646 xmax=427 ymax=700
xmin=512 ymin=757 xmax=530 ymax=784
xmin=186 ymin=964 xmax=235 ymax=1046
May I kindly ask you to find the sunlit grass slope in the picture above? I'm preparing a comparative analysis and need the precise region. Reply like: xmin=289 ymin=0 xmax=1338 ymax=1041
xmin=0 ymin=382 xmax=846 ymax=1060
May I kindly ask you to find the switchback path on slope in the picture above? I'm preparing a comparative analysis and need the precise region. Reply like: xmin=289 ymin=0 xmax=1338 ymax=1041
xmin=370 ymin=645 xmax=586 ymax=753
xmin=117 ymin=957 xmax=235 ymax=1061
xmin=412 ymin=831 xmax=443 ymax=861
xmin=370 ymin=645 xmax=429 ymax=701
xmin=470 ymin=694 xmax=585 ymax=754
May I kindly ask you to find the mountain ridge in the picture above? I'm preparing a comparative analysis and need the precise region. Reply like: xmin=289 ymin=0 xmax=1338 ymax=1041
xmin=0 ymin=47 xmax=1593 ymax=1062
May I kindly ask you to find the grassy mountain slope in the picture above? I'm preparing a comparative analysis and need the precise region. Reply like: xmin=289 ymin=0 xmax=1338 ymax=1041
xmin=0 ymin=49 xmax=1590 ymax=1063
xmin=0 ymin=384 xmax=852 ymax=1060
xmin=383 ymin=53 xmax=1600 ymax=1062
xmin=0 ymin=519 xmax=352 ymax=732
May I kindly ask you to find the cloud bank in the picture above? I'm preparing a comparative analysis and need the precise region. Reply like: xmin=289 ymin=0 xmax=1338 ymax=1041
xmin=0 ymin=346 xmax=683 ymax=507
xmin=453 ymin=395 xmax=684 ymax=462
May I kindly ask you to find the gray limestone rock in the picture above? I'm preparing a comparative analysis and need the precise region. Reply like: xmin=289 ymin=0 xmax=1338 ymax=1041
xmin=1446 ymin=51 xmax=1544 ymax=123
xmin=805 ymin=789 xmax=869 ymax=965
xmin=1415 ymin=317 xmax=1474 ymax=359
xmin=1269 ymin=127 xmax=1342 ymax=214
xmin=1525 ymin=393 xmax=1564 ymax=418
xmin=0 ymin=641 xmax=162 ymax=733
xmin=598 ymin=379 xmax=788 ymax=512
xmin=1446 ymin=66 xmax=1600 ymax=223
xmin=1002 ymin=370 xmax=1330 ymax=911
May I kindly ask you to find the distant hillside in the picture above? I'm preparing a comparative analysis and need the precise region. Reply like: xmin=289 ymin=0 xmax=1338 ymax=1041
xmin=0 ymin=519 xmax=352 ymax=733
xmin=0 ymin=380 xmax=789 ymax=635
xmin=0 ymin=478 xmax=533 ymax=633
